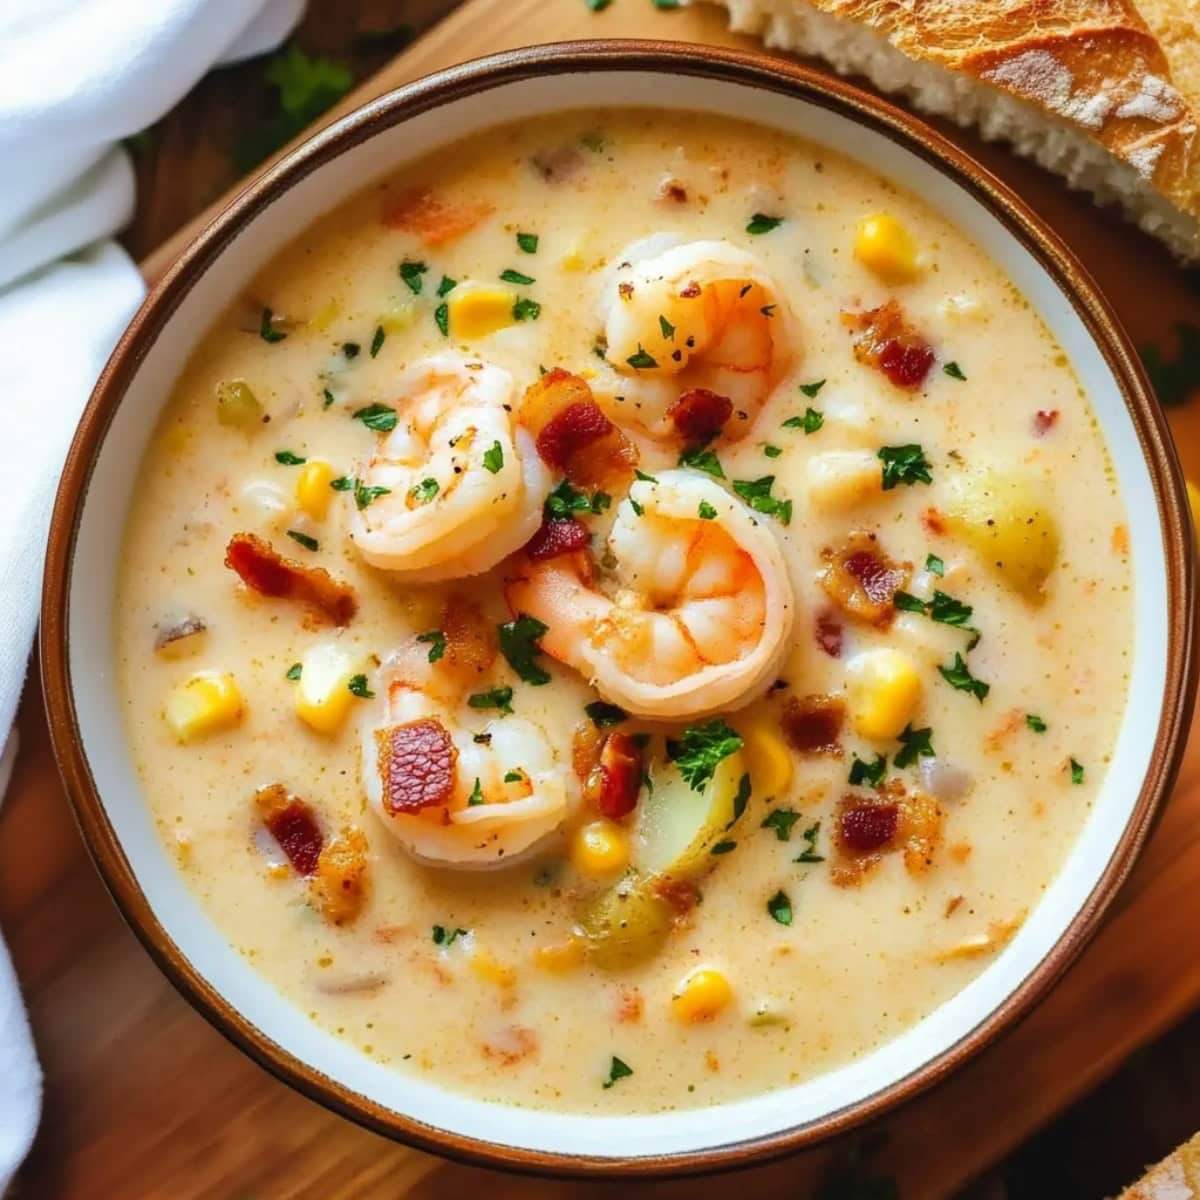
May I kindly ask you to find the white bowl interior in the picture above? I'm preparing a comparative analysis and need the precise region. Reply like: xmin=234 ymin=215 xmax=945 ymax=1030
xmin=65 ymin=69 xmax=1167 ymax=1160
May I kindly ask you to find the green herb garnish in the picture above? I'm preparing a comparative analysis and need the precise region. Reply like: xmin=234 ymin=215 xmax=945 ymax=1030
xmin=483 ymin=441 xmax=504 ymax=474
xmin=710 ymin=840 xmax=737 ymax=855
xmin=585 ymin=700 xmax=627 ymax=728
xmin=943 ymin=361 xmax=967 ymax=381
xmin=893 ymin=724 xmax=935 ymax=769
xmin=634 ymin=468 xmax=659 ymax=483
xmin=1070 ymin=757 xmax=1085 ymax=784
xmin=761 ymin=808 xmax=801 ymax=841
xmin=468 ymin=686 xmax=513 ymax=714
xmin=468 ymin=778 xmax=485 ymax=805
xmin=848 ymin=754 xmax=887 ymax=787
xmin=926 ymin=553 xmax=945 ymax=576
xmin=675 ymin=719 xmax=743 ymax=792
xmin=353 ymin=403 xmax=398 ymax=433
xmin=1026 ymin=713 xmax=1047 ymax=733
xmin=499 ymin=614 xmax=552 ymax=685
xmin=409 ymin=478 xmax=438 ymax=505
xmin=878 ymin=443 xmax=932 ymax=490
xmin=763 ymin=444 xmax=782 ymax=458
xmin=286 ymin=529 xmax=318 ymax=552
xmin=678 ymin=447 xmax=724 ymax=478
xmin=275 ymin=450 xmax=306 ymax=465
xmin=626 ymin=345 xmax=657 ymax=369
xmin=370 ymin=325 xmax=385 ymax=357
xmin=399 ymin=260 xmax=428 ymax=294
xmin=516 ymin=232 xmax=539 ymax=253
xmin=783 ymin=407 xmax=823 ymax=434
xmin=416 ymin=630 xmax=447 ymax=663
xmin=602 ymin=1056 xmax=633 ymax=1088
xmin=354 ymin=480 xmax=391 ymax=510
xmin=500 ymin=268 xmax=535 ymax=286
xmin=347 ymin=674 xmax=374 ymax=699
xmin=767 ymin=889 xmax=793 ymax=926
xmin=434 ymin=303 xmax=450 ymax=336
xmin=794 ymin=820 xmax=824 ymax=863
xmin=512 ymin=297 xmax=541 ymax=322
xmin=285 ymin=662 xmax=302 ymax=681
xmin=432 ymin=925 xmax=468 ymax=946
xmin=939 ymin=652 xmax=990 ymax=701
xmin=659 ymin=314 xmax=675 ymax=340
xmin=732 ymin=476 xmax=792 ymax=524
xmin=260 ymin=307 xmax=286 ymax=343
xmin=697 ymin=499 xmax=718 ymax=520
xmin=799 ymin=379 xmax=826 ymax=398
xmin=746 ymin=213 xmax=783 ymax=235
xmin=342 ymin=341 xmax=360 ymax=359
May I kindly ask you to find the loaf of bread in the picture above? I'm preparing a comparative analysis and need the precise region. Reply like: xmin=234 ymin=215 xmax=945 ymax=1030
xmin=694 ymin=0 xmax=1200 ymax=259
xmin=1120 ymin=1131 xmax=1200 ymax=1197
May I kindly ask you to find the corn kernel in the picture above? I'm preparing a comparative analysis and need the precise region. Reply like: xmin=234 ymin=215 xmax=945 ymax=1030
xmin=560 ymin=247 xmax=585 ymax=273
xmin=471 ymin=947 xmax=517 ymax=989
xmin=164 ymin=671 xmax=244 ymax=742
xmin=380 ymin=301 xmax=418 ymax=333
xmin=845 ymin=648 xmax=923 ymax=741
xmin=294 ymin=641 xmax=359 ymax=735
xmin=307 ymin=299 xmax=340 ymax=333
xmin=532 ymin=934 xmax=586 ymax=973
xmin=854 ymin=213 xmax=920 ymax=284
xmin=805 ymin=450 xmax=883 ymax=512
xmin=1187 ymin=480 xmax=1200 ymax=542
xmin=447 ymin=285 xmax=518 ymax=339
xmin=295 ymin=460 xmax=337 ymax=521
xmin=671 ymin=968 xmax=732 ymax=1024
xmin=570 ymin=819 xmax=630 ymax=877
xmin=737 ymin=721 xmax=793 ymax=799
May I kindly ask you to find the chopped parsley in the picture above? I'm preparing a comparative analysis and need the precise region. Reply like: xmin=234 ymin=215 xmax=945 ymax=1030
xmin=436 ymin=275 xmax=457 ymax=297
xmin=697 ymin=499 xmax=718 ymax=520
xmin=710 ymin=840 xmax=737 ymax=855
xmin=468 ymin=687 xmax=514 ymax=714
xmin=354 ymin=480 xmax=391 ymax=510
xmin=659 ymin=314 xmax=675 ymax=340
xmin=286 ymin=529 xmax=318 ymax=552
xmin=546 ymin=479 xmax=607 ymax=518
xmin=409 ymin=478 xmax=439 ymax=505
xmin=634 ymin=468 xmax=659 ymax=483
xmin=585 ymin=0 xmax=612 ymax=9
xmin=893 ymin=724 xmax=935 ymax=769
xmin=652 ymin=0 xmax=681 ymax=7
xmin=929 ymin=591 xmax=975 ymax=628
xmin=416 ymin=630 xmax=447 ymax=663
xmin=799 ymin=379 xmax=826 ymax=399
xmin=764 ymin=444 xmax=782 ymax=458
xmin=626 ymin=345 xmax=658 ymax=370
xmin=893 ymin=591 xmax=927 ymax=614
xmin=274 ymin=450 xmax=306 ymax=465
xmin=794 ymin=821 xmax=824 ymax=863
xmin=285 ymin=662 xmax=302 ymax=681
xmin=499 ymin=614 xmax=552 ymax=685
xmin=434 ymin=303 xmax=450 ymax=336
xmin=767 ymin=889 xmax=793 ymax=926
xmin=468 ymin=778 xmax=485 ymax=805
xmin=330 ymin=476 xmax=354 ymax=491
xmin=512 ymin=297 xmax=541 ymax=322
xmin=504 ymin=770 xmax=525 ymax=783
xmin=678 ymin=447 xmax=724 ymax=478
xmin=1070 ymin=757 xmax=1085 ymax=784
xmin=943 ymin=361 xmax=967 ymax=381
xmin=399 ymin=260 xmax=428 ymax=294
xmin=732 ymin=476 xmax=792 ymax=524
xmin=516 ymin=232 xmax=539 ymax=253
xmin=1026 ymin=713 xmax=1048 ymax=733
xmin=629 ymin=498 xmax=645 ymax=517
xmin=347 ymin=674 xmax=374 ymax=699
xmin=370 ymin=325 xmax=385 ymax=357
xmin=926 ymin=553 xmax=945 ymax=576
xmin=602 ymin=1056 xmax=633 ymax=1088
xmin=746 ymin=213 xmax=783 ymax=235
xmin=674 ymin=719 xmax=743 ymax=792
xmin=482 ymin=441 xmax=504 ymax=474
xmin=783 ymin=407 xmax=823 ymax=434
xmin=353 ymin=403 xmax=398 ymax=433
xmin=323 ymin=388 xmax=335 ymax=409
xmin=259 ymin=307 xmax=286 ymax=343
xmin=432 ymin=925 xmax=468 ymax=946
xmin=939 ymin=652 xmax=990 ymax=701
xmin=848 ymin=753 xmax=887 ymax=787
xmin=585 ymin=700 xmax=627 ymax=728
xmin=878 ymin=443 xmax=933 ymax=490
xmin=730 ymin=773 xmax=752 ymax=825
xmin=500 ymin=268 xmax=536 ymax=286
xmin=761 ymin=808 xmax=801 ymax=841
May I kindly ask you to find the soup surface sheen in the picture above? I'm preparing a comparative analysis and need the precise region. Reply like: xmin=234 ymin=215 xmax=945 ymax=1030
xmin=117 ymin=109 xmax=1131 ymax=1114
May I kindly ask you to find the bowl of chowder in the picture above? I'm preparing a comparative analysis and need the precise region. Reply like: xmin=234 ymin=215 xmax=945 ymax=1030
xmin=42 ymin=41 xmax=1196 ymax=1176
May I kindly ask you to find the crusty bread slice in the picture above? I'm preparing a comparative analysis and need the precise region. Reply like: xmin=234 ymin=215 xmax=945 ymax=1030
xmin=1119 ymin=1130 xmax=1200 ymax=1197
xmin=692 ymin=0 xmax=1200 ymax=260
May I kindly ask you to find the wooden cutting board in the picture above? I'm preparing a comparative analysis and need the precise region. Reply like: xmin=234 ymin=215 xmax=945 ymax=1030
xmin=7 ymin=2 xmax=1200 ymax=1197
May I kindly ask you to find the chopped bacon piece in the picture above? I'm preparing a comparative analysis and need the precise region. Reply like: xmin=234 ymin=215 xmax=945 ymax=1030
xmin=657 ymin=177 xmax=688 ymax=203
xmin=225 ymin=533 xmax=357 ymax=626
xmin=814 ymin=612 xmax=844 ymax=658
xmin=526 ymin=516 xmax=590 ymax=562
xmin=781 ymin=694 xmax=845 ymax=756
xmin=900 ymin=788 xmax=943 ymax=876
xmin=536 ymin=399 xmax=613 ymax=468
xmin=843 ymin=300 xmax=934 ymax=390
xmin=255 ymin=784 xmax=324 ymax=877
xmin=652 ymin=876 xmax=701 ymax=917
xmin=376 ymin=719 xmax=457 ymax=814
xmin=833 ymin=780 xmax=944 ymax=887
xmin=839 ymin=800 xmax=899 ymax=854
xmin=589 ymin=731 xmax=643 ymax=820
xmin=310 ymin=828 xmax=369 ymax=925
xmin=1034 ymin=409 xmax=1059 ymax=436
xmin=381 ymin=188 xmax=494 ymax=245
xmin=442 ymin=594 xmax=496 ymax=680
xmin=819 ymin=531 xmax=909 ymax=627
xmin=669 ymin=388 xmax=733 ymax=446
xmin=679 ymin=281 xmax=702 ymax=299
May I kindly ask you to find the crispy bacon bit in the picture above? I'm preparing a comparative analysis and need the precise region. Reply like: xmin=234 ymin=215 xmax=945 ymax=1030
xmin=781 ymin=694 xmax=845 ymax=756
xmin=526 ymin=516 xmax=590 ymax=562
xmin=588 ymin=731 xmax=643 ymax=820
xmin=536 ymin=399 xmax=613 ymax=468
xmin=652 ymin=876 xmax=701 ymax=917
xmin=376 ymin=719 xmax=456 ymax=814
xmin=531 ymin=145 xmax=585 ymax=182
xmin=310 ymin=828 xmax=369 ymax=925
xmin=843 ymin=300 xmax=933 ymax=390
xmin=225 ymin=533 xmax=357 ymax=626
xmin=616 ymin=986 xmax=645 ymax=1023
xmin=833 ymin=780 xmax=944 ymax=887
xmin=480 ymin=1024 xmax=539 ymax=1066
xmin=381 ymin=188 xmax=494 ymax=245
xmin=1033 ymin=409 xmax=1059 ymax=436
xmin=921 ymin=507 xmax=947 ymax=536
xmin=679 ymin=281 xmax=702 ymax=299
xmin=839 ymin=800 xmax=899 ymax=854
xmin=669 ymin=388 xmax=733 ymax=446
xmin=815 ymin=612 xmax=844 ymax=658
xmin=657 ymin=177 xmax=688 ymax=203
xmin=618 ymin=281 xmax=635 ymax=300
xmin=819 ymin=531 xmax=909 ymax=627
xmin=900 ymin=788 xmax=943 ymax=875
xmin=442 ymin=595 xmax=496 ymax=680
xmin=255 ymin=784 xmax=324 ymax=877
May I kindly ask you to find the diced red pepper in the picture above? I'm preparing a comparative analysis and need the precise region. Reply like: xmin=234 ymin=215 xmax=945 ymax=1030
xmin=525 ymin=517 xmax=590 ymax=562
xmin=225 ymin=532 xmax=357 ymax=626
xmin=669 ymin=388 xmax=732 ymax=445
xmin=376 ymin=719 xmax=457 ymax=814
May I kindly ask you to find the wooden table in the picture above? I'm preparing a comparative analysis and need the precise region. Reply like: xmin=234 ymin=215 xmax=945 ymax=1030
xmin=7 ymin=2 xmax=1200 ymax=1196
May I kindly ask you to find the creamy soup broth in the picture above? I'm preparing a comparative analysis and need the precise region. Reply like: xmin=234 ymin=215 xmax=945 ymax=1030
xmin=116 ymin=109 xmax=1131 ymax=1113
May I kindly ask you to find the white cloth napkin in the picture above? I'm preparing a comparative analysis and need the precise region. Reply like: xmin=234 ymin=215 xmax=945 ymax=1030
xmin=0 ymin=1 xmax=304 ymax=1190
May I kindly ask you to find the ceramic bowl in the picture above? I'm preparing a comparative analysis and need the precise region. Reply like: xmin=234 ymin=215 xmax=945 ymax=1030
xmin=41 ymin=40 xmax=1196 ymax=1177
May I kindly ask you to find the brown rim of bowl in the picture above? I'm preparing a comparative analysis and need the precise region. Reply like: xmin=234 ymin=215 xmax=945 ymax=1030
xmin=40 ymin=39 xmax=1197 ymax=1180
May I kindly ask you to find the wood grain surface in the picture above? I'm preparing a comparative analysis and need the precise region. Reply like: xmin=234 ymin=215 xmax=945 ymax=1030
xmin=7 ymin=2 xmax=1200 ymax=1197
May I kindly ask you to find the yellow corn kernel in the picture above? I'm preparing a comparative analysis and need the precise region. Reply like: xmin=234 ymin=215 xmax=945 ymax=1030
xmin=570 ymin=819 xmax=631 ymax=877
xmin=307 ymin=299 xmax=340 ymax=333
xmin=447 ymin=285 xmax=517 ymax=339
xmin=164 ymin=671 xmax=244 ymax=742
xmin=854 ymin=213 xmax=920 ymax=284
xmin=471 ymin=947 xmax=517 ymax=989
xmin=1187 ymin=480 xmax=1200 ymax=541
xmin=560 ymin=246 xmax=585 ymax=272
xmin=845 ymin=648 xmax=923 ymax=741
xmin=295 ymin=459 xmax=336 ymax=521
xmin=532 ymin=934 xmax=587 ymax=973
xmin=738 ymin=721 xmax=793 ymax=799
xmin=672 ymin=968 xmax=733 ymax=1024
xmin=294 ymin=642 xmax=359 ymax=735
xmin=379 ymin=301 xmax=418 ymax=333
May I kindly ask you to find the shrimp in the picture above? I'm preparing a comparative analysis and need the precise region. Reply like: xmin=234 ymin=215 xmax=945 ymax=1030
xmin=505 ymin=469 xmax=795 ymax=719
xmin=349 ymin=355 xmax=552 ymax=581
xmin=598 ymin=237 xmax=795 ymax=441
xmin=362 ymin=637 xmax=577 ymax=869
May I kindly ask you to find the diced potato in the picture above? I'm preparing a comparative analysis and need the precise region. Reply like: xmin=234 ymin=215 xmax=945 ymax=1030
xmin=577 ymin=873 xmax=675 ymax=971
xmin=671 ymin=967 xmax=733 ymax=1023
xmin=854 ymin=213 xmax=920 ymax=284
xmin=379 ymin=301 xmax=418 ymax=333
xmin=215 ymin=380 xmax=263 ymax=429
xmin=845 ymin=648 xmax=922 ymax=741
xmin=447 ymin=284 xmax=518 ymax=339
xmin=294 ymin=641 xmax=360 ymax=735
xmin=295 ymin=460 xmax=337 ymax=521
xmin=944 ymin=467 xmax=1060 ymax=602
xmin=164 ymin=671 xmax=244 ymax=742
xmin=805 ymin=449 xmax=883 ymax=512
xmin=570 ymin=820 xmax=631 ymax=878
xmin=736 ymin=720 xmax=792 ymax=800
